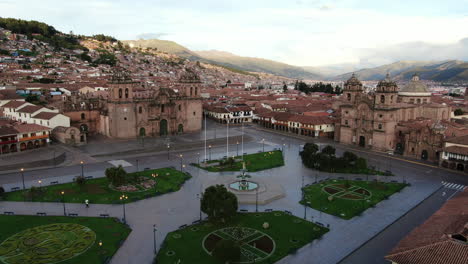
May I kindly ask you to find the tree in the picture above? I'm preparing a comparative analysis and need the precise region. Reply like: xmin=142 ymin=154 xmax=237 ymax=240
xmin=355 ymin=157 xmax=367 ymax=171
xmin=105 ymin=166 xmax=127 ymax=187
xmin=321 ymin=145 xmax=336 ymax=156
xmin=303 ymin=143 xmax=319 ymax=154
xmin=75 ymin=176 xmax=86 ymax=191
xmin=454 ymin=108 xmax=464 ymax=116
xmin=212 ymin=239 xmax=241 ymax=263
xmin=201 ymin=185 xmax=238 ymax=223
xmin=342 ymin=151 xmax=358 ymax=166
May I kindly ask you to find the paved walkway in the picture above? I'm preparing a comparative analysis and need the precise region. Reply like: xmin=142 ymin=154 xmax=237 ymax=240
xmin=0 ymin=125 xmax=459 ymax=264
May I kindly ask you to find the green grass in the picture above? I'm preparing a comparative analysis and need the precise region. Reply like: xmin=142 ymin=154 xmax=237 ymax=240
xmin=3 ymin=168 xmax=191 ymax=204
xmin=193 ymin=151 xmax=284 ymax=172
xmin=301 ymin=179 xmax=408 ymax=220
xmin=156 ymin=212 xmax=328 ymax=264
xmin=0 ymin=215 xmax=130 ymax=264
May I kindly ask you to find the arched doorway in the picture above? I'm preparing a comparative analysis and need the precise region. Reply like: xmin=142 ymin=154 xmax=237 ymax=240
xmin=34 ymin=140 xmax=40 ymax=148
xmin=27 ymin=142 xmax=34 ymax=149
xmin=139 ymin=127 xmax=146 ymax=137
xmin=395 ymin=143 xmax=404 ymax=155
xmin=20 ymin=142 xmax=26 ymax=151
xmin=359 ymin=136 xmax=366 ymax=147
xmin=10 ymin=144 xmax=17 ymax=153
xmin=41 ymin=139 xmax=47 ymax=146
xmin=160 ymin=119 xmax=168 ymax=136
xmin=1 ymin=145 xmax=9 ymax=154
xmin=456 ymin=163 xmax=464 ymax=171
xmin=80 ymin=124 xmax=89 ymax=134
xmin=178 ymin=124 xmax=184 ymax=134
xmin=421 ymin=150 xmax=428 ymax=160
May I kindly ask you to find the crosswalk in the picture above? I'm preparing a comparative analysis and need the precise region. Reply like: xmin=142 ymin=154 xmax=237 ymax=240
xmin=442 ymin=181 xmax=466 ymax=191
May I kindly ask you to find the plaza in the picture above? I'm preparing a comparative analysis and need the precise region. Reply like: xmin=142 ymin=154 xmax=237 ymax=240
xmin=0 ymin=120 xmax=466 ymax=264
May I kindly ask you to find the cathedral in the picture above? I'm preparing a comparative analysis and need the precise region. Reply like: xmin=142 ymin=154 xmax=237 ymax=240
xmin=104 ymin=69 xmax=203 ymax=138
xmin=334 ymin=73 xmax=451 ymax=161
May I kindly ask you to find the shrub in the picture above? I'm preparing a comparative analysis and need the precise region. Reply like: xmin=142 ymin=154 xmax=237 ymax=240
xmin=201 ymin=185 xmax=238 ymax=223
xmin=105 ymin=166 xmax=127 ymax=187
xmin=75 ymin=176 xmax=86 ymax=190
xmin=212 ymin=240 xmax=240 ymax=263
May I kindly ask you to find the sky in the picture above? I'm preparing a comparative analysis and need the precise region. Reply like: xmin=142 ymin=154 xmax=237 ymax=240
xmin=1 ymin=0 xmax=468 ymax=67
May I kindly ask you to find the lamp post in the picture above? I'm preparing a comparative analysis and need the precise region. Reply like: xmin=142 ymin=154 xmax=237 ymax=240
xmin=38 ymin=180 xmax=42 ymax=188
xmin=262 ymin=138 xmax=265 ymax=152
xmin=255 ymin=187 xmax=258 ymax=212
xmin=20 ymin=168 xmax=25 ymax=190
xmin=61 ymin=191 xmax=66 ymax=216
xmin=80 ymin=161 xmax=84 ymax=177
xmin=196 ymin=193 xmax=202 ymax=221
xmin=208 ymin=145 xmax=212 ymax=161
xmin=197 ymin=152 xmax=200 ymax=164
xmin=136 ymin=159 xmax=139 ymax=173
xmin=182 ymin=164 xmax=186 ymax=172
xmin=241 ymin=121 xmax=244 ymax=160
xmin=167 ymin=144 xmax=170 ymax=160
xmin=302 ymin=174 xmax=306 ymax=220
xmin=179 ymin=154 xmax=183 ymax=171
xmin=153 ymin=225 xmax=157 ymax=255
xmin=236 ymin=141 xmax=239 ymax=157
xmin=120 ymin=194 xmax=128 ymax=224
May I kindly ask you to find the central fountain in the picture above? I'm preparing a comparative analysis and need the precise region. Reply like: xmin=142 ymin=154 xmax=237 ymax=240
xmin=228 ymin=162 xmax=259 ymax=191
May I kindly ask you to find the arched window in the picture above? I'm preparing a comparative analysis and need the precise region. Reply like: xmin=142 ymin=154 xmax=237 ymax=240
xmin=139 ymin=106 xmax=143 ymax=114
xmin=81 ymin=113 xmax=85 ymax=120
xmin=380 ymin=95 xmax=385 ymax=103
xmin=378 ymin=124 xmax=382 ymax=130
xmin=125 ymin=88 xmax=129 ymax=98
xmin=161 ymin=104 xmax=165 ymax=113
xmin=347 ymin=93 xmax=351 ymax=101
xmin=118 ymin=89 xmax=122 ymax=99
xmin=417 ymin=98 xmax=421 ymax=104
xmin=391 ymin=95 xmax=394 ymax=103
xmin=190 ymin=87 xmax=193 ymax=96
xmin=195 ymin=87 xmax=198 ymax=95
xmin=178 ymin=105 xmax=182 ymax=111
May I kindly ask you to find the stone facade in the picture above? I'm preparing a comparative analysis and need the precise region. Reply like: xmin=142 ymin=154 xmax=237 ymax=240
xmin=335 ymin=74 xmax=451 ymax=161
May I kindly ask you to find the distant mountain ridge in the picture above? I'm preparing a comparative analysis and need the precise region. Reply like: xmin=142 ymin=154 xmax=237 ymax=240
xmin=331 ymin=60 xmax=468 ymax=82
xmin=123 ymin=39 xmax=322 ymax=80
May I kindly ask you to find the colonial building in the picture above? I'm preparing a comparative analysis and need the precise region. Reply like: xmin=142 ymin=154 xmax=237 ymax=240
xmin=335 ymin=73 xmax=451 ymax=160
xmin=103 ymin=69 xmax=203 ymax=138
xmin=204 ymin=104 xmax=253 ymax=124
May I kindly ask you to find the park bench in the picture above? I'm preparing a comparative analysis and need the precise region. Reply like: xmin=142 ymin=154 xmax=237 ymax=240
xmin=10 ymin=187 xmax=20 ymax=191
xmin=36 ymin=212 xmax=47 ymax=216
xmin=4 ymin=212 xmax=14 ymax=215
xmin=99 ymin=214 xmax=109 ymax=217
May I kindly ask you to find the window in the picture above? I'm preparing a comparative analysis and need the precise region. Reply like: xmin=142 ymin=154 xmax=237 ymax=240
xmin=345 ymin=111 xmax=349 ymax=114
xmin=81 ymin=113 xmax=85 ymax=120
xmin=125 ymin=88 xmax=129 ymax=98
xmin=178 ymin=105 xmax=181 ymax=111
xmin=190 ymin=87 xmax=193 ymax=96
xmin=139 ymin=106 xmax=143 ymax=114
xmin=379 ymin=114 xmax=383 ymax=118
xmin=118 ymin=89 xmax=122 ymax=99
xmin=380 ymin=95 xmax=385 ymax=103
xmin=344 ymin=120 xmax=348 ymax=125
xmin=161 ymin=104 xmax=165 ymax=113
xmin=193 ymin=111 xmax=196 ymax=116
xmin=23 ymin=134 xmax=28 ymax=138
xmin=43 ymin=132 xmax=46 ymax=135
xmin=124 ymin=117 xmax=127 ymax=120
xmin=378 ymin=124 xmax=382 ymax=130
xmin=31 ymin=133 xmax=36 ymax=137
xmin=195 ymin=87 xmax=198 ymax=95
xmin=347 ymin=93 xmax=351 ymax=101
xmin=417 ymin=98 xmax=421 ymax=104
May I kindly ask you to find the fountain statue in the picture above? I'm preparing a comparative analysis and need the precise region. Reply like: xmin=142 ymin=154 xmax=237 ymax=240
xmin=229 ymin=162 xmax=258 ymax=191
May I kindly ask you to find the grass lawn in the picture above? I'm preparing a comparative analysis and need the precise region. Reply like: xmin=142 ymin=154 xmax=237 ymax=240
xmin=301 ymin=179 xmax=408 ymax=220
xmin=0 ymin=215 xmax=130 ymax=264
xmin=156 ymin=211 xmax=328 ymax=264
xmin=193 ymin=150 xmax=284 ymax=172
xmin=2 ymin=167 xmax=191 ymax=204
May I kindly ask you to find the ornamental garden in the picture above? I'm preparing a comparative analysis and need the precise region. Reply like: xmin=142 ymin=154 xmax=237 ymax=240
xmin=192 ymin=150 xmax=284 ymax=172
xmin=156 ymin=185 xmax=329 ymax=264
xmin=0 ymin=215 xmax=130 ymax=264
xmin=2 ymin=167 xmax=191 ymax=204
xmin=301 ymin=179 xmax=407 ymax=220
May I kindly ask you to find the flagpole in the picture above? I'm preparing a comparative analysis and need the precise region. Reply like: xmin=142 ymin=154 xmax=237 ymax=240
xmin=204 ymin=111 xmax=207 ymax=163
xmin=241 ymin=120 xmax=244 ymax=160
xmin=226 ymin=118 xmax=229 ymax=158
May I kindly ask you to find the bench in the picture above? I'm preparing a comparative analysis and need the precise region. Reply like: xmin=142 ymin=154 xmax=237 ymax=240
xmin=315 ymin=222 xmax=324 ymax=227
xmin=99 ymin=214 xmax=109 ymax=217
xmin=192 ymin=220 xmax=201 ymax=224
xmin=68 ymin=213 xmax=78 ymax=217
xmin=10 ymin=187 xmax=20 ymax=191
xmin=144 ymin=168 xmax=150 ymax=171
xmin=240 ymin=209 xmax=248 ymax=213
xmin=4 ymin=212 xmax=14 ymax=215
xmin=85 ymin=176 xmax=94 ymax=179
xmin=264 ymin=209 xmax=273 ymax=212
xmin=50 ymin=181 xmax=59 ymax=185
xmin=36 ymin=212 xmax=47 ymax=216
xmin=179 ymin=224 xmax=187 ymax=229
xmin=355 ymin=178 xmax=362 ymax=181
xmin=284 ymin=210 xmax=292 ymax=215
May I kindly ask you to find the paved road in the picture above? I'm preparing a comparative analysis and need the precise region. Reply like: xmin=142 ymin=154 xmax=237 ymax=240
xmin=339 ymin=187 xmax=460 ymax=264
xmin=1 ymin=121 xmax=466 ymax=264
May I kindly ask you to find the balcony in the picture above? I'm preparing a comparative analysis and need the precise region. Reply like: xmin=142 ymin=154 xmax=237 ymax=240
xmin=0 ymin=139 xmax=18 ymax=145
xmin=19 ymin=134 xmax=49 ymax=142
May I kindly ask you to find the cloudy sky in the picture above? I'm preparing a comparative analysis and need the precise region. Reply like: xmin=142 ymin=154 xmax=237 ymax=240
xmin=1 ymin=0 xmax=468 ymax=67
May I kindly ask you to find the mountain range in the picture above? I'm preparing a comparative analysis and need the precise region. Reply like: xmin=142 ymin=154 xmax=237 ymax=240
xmin=124 ymin=39 xmax=468 ymax=83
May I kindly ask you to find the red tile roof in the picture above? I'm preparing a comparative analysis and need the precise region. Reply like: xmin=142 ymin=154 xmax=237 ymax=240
xmin=32 ymin=112 xmax=59 ymax=120
xmin=16 ymin=105 xmax=43 ymax=114
xmin=13 ymin=123 xmax=51 ymax=133
xmin=2 ymin=100 xmax=28 ymax=109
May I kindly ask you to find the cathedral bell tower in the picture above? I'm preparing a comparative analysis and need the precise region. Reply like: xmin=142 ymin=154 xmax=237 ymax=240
xmin=375 ymin=73 xmax=398 ymax=106
xmin=343 ymin=73 xmax=363 ymax=104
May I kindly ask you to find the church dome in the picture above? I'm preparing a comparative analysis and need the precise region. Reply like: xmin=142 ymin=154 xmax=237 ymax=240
xmin=399 ymin=74 xmax=431 ymax=96
xmin=344 ymin=73 xmax=362 ymax=86
xmin=376 ymin=73 xmax=398 ymax=92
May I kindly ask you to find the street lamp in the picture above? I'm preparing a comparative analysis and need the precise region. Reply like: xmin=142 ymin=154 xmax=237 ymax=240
xmin=208 ymin=145 xmax=212 ymax=161
xmin=179 ymin=154 xmax=183 ymax=171
xmin=167 ymin=144 xmax=170 ymax=160
xmin=182 ymin=164 xmax=186 ymax=172
xmin=236 ymin=141 xmax=239 ymax=157
xmin=38 ymin=180 xmax=42 ymax=188
xmin=98 ymin=240 xmax=103 ymax=247
xmin=302 ymin=174 xmax=306 ymax=220
xmin=197 ymin=152 xmax=200 ymax=164
xmin=255 ymin=187 xmax=258 ymax=212
xmin=153 ymin=225 xmax=157 ymax=255
xmin=136 ymin=159 xmax=139 ymax=173
xmin=262 ymin=138 xmax=265 ymax=152
xmin=120 ymin=194 xmax=128 ymax=224
xmin=80 ymin=161 xmax=84 ymax=177
xmin=196 ymin=193 xmax=202 ymax=221
xmin=20 ymin=168 xmax=25 ymax=190
xmin=61 ymin=191 xmax=66 ymax=216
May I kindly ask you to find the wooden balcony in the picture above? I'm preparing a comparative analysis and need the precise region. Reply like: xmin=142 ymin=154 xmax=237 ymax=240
xmin=19 ymin=134 xmax=49 ymax=142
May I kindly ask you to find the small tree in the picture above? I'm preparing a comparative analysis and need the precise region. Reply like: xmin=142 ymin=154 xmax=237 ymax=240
xmin=105 ymin=165 xmax=127 ymax=186
xmin=75 ymin=176 xmax=86 ymax=191
xmin=212 ymin=240 xmax=241 ymax=263
xmin=201 ymin=185 xmax=238 ymax=223
xmin=355 ymin=157 xmax=368 ymax=171
xmin=321 ymin=145 xmax=336 ymax=157
xmin=454 ymin=108 xmax=464 ymax=116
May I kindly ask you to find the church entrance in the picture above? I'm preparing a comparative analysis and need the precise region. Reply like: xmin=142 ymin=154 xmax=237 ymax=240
xmin=160 ymin=119 xmax=168 ymax=136
xmin=395 ymin=143 xmax=404 ymax=155
xmin=359 ymin=136 xmax=365 ymax=147
xmin=139 ymin=127 xmax=146 ymax=137
xmin=421 ymin=150 xmax=428 ymax=160
xmin=178 ymin=124 xmax=184 ymax=134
